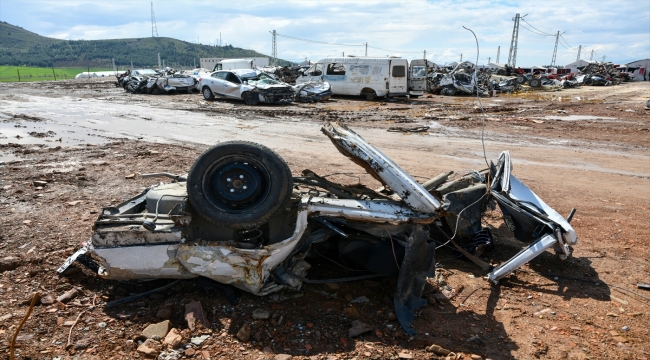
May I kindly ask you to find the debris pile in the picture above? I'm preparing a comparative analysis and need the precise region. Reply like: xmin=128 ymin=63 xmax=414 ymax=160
xmin=578 ymin=61 xmax=625 ymax=86
xmin=260 ymin=65 xmax=305 ymax=84
xmin=429 ymin=62 xmax=492 ymax=96
xmin=116 ymin=68 xmax=197 ymax=94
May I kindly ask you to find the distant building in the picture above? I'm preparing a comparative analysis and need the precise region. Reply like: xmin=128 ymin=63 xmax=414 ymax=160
xmin=621 ymin=59 xmax=649 ymax=81
xmin=199 ymin=57 xmax=269 ymax=70
xmin=487 ymin=62 xmax=508 ymax=69
xmin=563 ymin=59 xmax=595 ymax=75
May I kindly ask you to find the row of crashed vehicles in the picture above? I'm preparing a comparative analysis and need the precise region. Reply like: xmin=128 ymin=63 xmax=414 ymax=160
xmin=427 ymin=61 xmax=636 ymax=97
xmin=115 ymin=67 xmax=332 ymax=104
xmin=59 ymin=122 xmax=578 ymax=335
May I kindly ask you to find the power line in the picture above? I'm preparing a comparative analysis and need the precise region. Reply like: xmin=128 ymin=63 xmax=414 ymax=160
xmin=560 ymin=34 xmax=573 ymax=49
xmin=275 ymin=32 xmax=427 ymax=57
xmin=520 ymin=18 xmax=555 ymax=36
xmin=366 ymin=45 xmax=422 ymax=54
xmin=520 ymin=23 xmax=554 ymax=37
xmin=275 ymin=33 xmax=363 ymax=47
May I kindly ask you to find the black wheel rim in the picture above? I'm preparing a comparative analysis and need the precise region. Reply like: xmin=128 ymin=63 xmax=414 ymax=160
xmin=202 ymin=156 xmax=271 ymax=212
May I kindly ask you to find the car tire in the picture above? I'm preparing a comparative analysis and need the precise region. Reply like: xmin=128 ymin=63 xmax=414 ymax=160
xmin=187 ymin=141 xmax=293 ymax=229
xmin=364 ymin=91 xmax=376 ymax=101
xmin=242 ymin=92 xmax=259 ymax=105
xmin=443 ymin=86 xmax=457 ymax=96
xmin=584 ymin=78 xmax=593 ymax=86
xmin=202 ymin=86 xmax=215 ymax=100
xmin=528 ymin=78 xmax=541 ymax=87
xmin=516 ymin=76 xmax=526 ymax=84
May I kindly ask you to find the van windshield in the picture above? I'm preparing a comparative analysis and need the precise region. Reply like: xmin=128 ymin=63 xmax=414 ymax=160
xmin=412 ymin=66 xmax=426 ymax=77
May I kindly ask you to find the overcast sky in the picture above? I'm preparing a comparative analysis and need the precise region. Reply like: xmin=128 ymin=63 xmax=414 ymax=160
xmin=1 ymin=0 xmax=648 ymax=66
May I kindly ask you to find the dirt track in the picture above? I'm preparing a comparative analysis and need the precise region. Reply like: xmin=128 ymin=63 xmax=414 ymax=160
xmin=1 ymin=79 xmax=649 ymax=359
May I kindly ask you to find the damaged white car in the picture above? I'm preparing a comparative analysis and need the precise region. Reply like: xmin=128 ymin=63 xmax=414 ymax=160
xmin=199 ymin=69 xmax=294 ymax=105
xmin=59 ymin=122 xmax=577 ymax=335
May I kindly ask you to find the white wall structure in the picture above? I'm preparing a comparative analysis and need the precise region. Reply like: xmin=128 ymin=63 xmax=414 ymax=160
xmin=200 ymin=57 xmax=269 ymax=70
xmin=623 ymin=59 xmax=650 ymax=81
xmin=564 ymin=60 xmax=595 ymax=75
xmin=74 ymin=71 xmax=119 ymax=79
xmin=487 ymin=62 xmax=508 ymax=69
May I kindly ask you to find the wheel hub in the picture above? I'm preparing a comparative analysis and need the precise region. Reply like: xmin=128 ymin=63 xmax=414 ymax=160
xmin=211 ymin=162 xmax=264 ymax=208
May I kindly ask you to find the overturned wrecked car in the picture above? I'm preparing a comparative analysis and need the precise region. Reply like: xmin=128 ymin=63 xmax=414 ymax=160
xmin=199 ymin=69 xmax=294 ymax=105
xmin=60 ymin=122 xmax=577 ymax=335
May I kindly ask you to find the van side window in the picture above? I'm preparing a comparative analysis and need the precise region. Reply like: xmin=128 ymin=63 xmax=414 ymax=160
xmin=349 ymin=65 xmax=370 ymax=76
xmin=392 ymin=65 xmax=406 ymax=77
xmin=327 ymin=64 xmax=346 ymax=75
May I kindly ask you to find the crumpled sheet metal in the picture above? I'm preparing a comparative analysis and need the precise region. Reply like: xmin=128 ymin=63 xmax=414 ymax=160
xmin=306 ymin=197 xmax=436 ymax=225
xmin=394 ymin=224 xmax=435 ymax=336
xmin=491 ymin=151 xmax=576 ymax=245
xmin=94 ymin=244 xmax=196 ymax=279
xmin=322 ymin=122 xmax=441 ymax=213
xmin=292 ymin=81 xmax=332 ymax=102
xmin=175 ymin=210 xmax=310 ymax=295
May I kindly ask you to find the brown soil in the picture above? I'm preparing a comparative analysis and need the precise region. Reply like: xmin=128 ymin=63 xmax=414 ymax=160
xmin=1 ymin=79 xmax=649 ymax=360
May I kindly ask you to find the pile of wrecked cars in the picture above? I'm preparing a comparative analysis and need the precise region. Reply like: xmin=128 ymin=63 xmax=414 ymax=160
xmin=116 ymin=67 xmax=332 ymax=104
xmin=429 ymin=61 xmax=492 ymax=96
xmin=116 ymin=68 xmax=198 ymax=94
xmin=60 ymin=122 xmax=578 ymax=335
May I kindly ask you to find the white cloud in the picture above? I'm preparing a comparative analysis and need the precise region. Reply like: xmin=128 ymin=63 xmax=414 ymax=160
xmin=1 ymin=0 xmax=648 ymax=66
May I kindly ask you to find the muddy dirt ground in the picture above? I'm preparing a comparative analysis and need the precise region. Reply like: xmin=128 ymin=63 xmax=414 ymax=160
xmin=1 ymin=79 xmax=649 ymax=360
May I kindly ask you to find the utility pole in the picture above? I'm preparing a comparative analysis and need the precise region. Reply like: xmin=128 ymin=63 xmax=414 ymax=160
xmin=423 ymin=50 xmax=426 ymax=59
xmin=576 ymin=45 xmax=582 ymax=61
xmin=590 ymin=49 xmax=595 ymax=61
xmin=111 ymin=58 xmax=116 ymax=72
xmin=157 ymin=53 xmax=161 ymax=69
xmin=151 ymin=2 xmax=159 ymax=38
xmin=162 ymin=59 xmax=165 ymax=68
xmin=220 ymin=32 xmax=222 ymax=47
xmin=551 ymin=31 xmax=561 ymax=67
xmin=460 ymin=54 xmax=462 ymax=62
xmin=364 ymin=43 xmax=368 ymax=57
xmin=496 ymin=46 xmax=500 ymax=63
xmin=341 ymin=52 xmax=344 ymax=57
xmin=270 ymin=30 xmax=277 ymax=65
xmin=488 ymin=57 xmax=491 ymax=64
xmin=507 ymin=13 xmax=526 ymax=67
xmin=131 ymin=60 xmax=134 ymax=69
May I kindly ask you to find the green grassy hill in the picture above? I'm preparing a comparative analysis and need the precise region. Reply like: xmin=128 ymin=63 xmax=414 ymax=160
xmin=0 ymin=21 xmax=290 ymax=68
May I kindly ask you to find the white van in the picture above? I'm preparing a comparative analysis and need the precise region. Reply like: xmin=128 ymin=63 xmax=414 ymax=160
xmin=212 ymin=58 xmax=269 ymax=72
xmin=296 ymin=57 xmax=409 ymax=100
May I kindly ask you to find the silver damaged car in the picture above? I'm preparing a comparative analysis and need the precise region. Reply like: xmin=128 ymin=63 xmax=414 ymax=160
xmin=199 ymin=69 xmax=294 ymax=105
